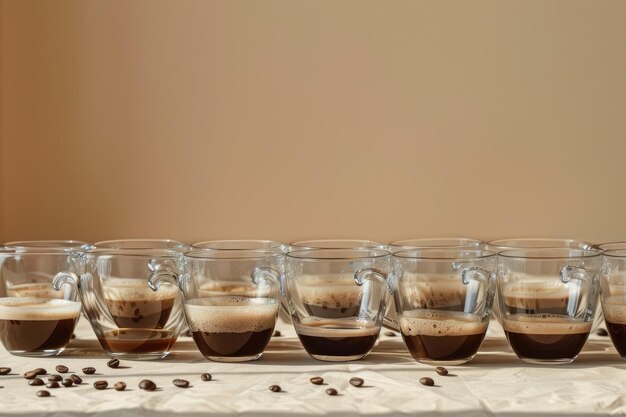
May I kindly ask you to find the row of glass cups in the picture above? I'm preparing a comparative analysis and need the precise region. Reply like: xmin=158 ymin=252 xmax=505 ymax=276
xmin=1 ymin=238 xmax=626 ymax=366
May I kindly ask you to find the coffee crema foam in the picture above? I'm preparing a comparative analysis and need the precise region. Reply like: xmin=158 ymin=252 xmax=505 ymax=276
xmin=502 ymin=280 xmax=572 ymax=309
xmin=297 ymin=275 xmax=361 ymax=308
xmin=602 ymin=296 xmax=626 ymax=324
xmin=503 ymin=315 xmax=592 ymax=335
xmin=295 ymin=317 xmax=380 ymax=338
xmin=185 ymin=297 xmax=279 ymax=333
xmin=6 ymin=283 xmax=64 ymax=299
xmin=399 ymin=310 xmax=487 ymax=337
xmin=0 ymin=297 xmax=81 ymax=321
xmin=400 ymin=274 xmax=467 ymax=307
xmin=103 ymin=278 xmax=178 ymax=302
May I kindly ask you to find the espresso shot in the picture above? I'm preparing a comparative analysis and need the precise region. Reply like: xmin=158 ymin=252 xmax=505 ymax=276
xmin=295 ymin=317 xmax=381 ymax=361
xmin=399 ymin=310 xmax=488 ymax=365
xmin=185 ymin=297 xmax=279 ymax=362
xmin=601 ymin=297 xmax=626 ymax=358
xmin=297 ymin=275 xmax=362 ymax=318
xmin=103 ymin=279 xmax=178 ymax=329
xmin=503 ymin=315 xmax=592 ymax=363
xmin=0 ymin=297 xmax=81 ymax=356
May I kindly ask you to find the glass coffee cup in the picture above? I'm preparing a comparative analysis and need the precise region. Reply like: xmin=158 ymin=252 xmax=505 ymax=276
xmin=148 ymin=250 xmax=282 ymax=362
xmin=497 ymin=248 xmax=601 ymax=364
xmin=599 ymin=249 xmax=626 ymax=358
xmin=285 ymin=248 xmax=390 ymax=361
xmin=0 ymin=251 xmax=81 ymax=356
xmin=391 ymin=249 xmax=496 ymax=365
xmin=53 ymin=249 xmax=185 ymax=359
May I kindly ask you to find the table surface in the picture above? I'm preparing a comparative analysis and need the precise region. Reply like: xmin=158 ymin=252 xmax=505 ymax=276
xmin=0 ymin=318 xmax=624 ymax=417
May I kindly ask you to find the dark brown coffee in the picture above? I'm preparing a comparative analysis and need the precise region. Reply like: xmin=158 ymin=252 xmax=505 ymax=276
xmin=399 ymin=310 xmax=488 ymax=364
xmin=185 ymin=297 xmax=279 ymax=360
xmin=502 ymin=281 xmax=572 ymax=315
xmin=103 ymin=280 xmax=178 ymax=329
xmin=598 ymin=298 xmax=626 ymax=357
xmin=98 ymin=329 xmax=177 ymax=354
xmin=0 ymin=298 xmax=81 ymax=354
xmin=503 ymin=315 xmax=591 ymax=361
xmin=295 ymin=318 xmax=380 ymax=359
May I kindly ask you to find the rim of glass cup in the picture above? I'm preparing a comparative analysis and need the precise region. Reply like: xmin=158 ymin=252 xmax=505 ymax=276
xmin=93 ymin=239 xmax=188 ymax=250
xmin=393 ymin=249 xmax=495 ymax=261
xmin=498 ymin=248 xmax=602 ymax=260
xmin=4 ymin=240 xmax=91 ymax=250
xmin=289 ymin=239 xmax=388 ymax=250
xmin=185 ymin=249 xmax=283 ymax=260
xmin=84 ymin=248 xmax=182 ymax=258
xmin=487 ymin=238 xmax=593 ymax=251
xmin=0 ymin=249 xmax=81 ymax=257
xmin=389 ymin=237 xmax=484 ymax=250
xmin=601 ymin=249 xmax=626 ymax=258
xmin=191 ymin=239 xmax=285 ymax=251
xmin=596 ymin=242 xmax=626 ymax=252
xmin=286 ymin=248 xmax=390 ymax=261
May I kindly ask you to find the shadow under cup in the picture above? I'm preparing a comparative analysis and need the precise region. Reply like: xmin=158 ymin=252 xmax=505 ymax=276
xmin=53 ymin=250 xmax=185 ymax=360
xmin=392 ymin=250 xmax=495 ymax=366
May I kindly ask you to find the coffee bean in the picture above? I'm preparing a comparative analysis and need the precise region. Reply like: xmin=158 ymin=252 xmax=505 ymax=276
xmin=173 ymin=379 xmax=190 ymax=388
xmin=349 ymin=377 xmax=364 ymax=387
xmin=0 ymin=367 xmax=11 ymax=375
xmin=70 ymin=374 xmax=82 ymax=384
xmin=29 ymin=378 xmax=45 ymax=386
xmin=272 ymin=330 xmax=281 ymax=337
xmin=93 ymin=380 xmax=108 ymax=390
xmin=419 ymin=377 xmax=434 ymax=386
xmin=200 ymin=373 xmax=212 ymax=381
xmin=46 ymin=381 xmax=60 ymax=389
xmin=384 ymin=331 xmax=397 ymax=337
xmin=33 ymin=368 xmax=47 ymax=376
xmin=55 ymin=365 xmax=69 ymax=373
xmin=71 ymin=333 xmax=76 ymax=339
xmin=107 ymin=359 xmax=120 ymax=369
xmin=310 ymin=377 xmax=324 ymax=385
xmin=325 ymin=388 xmax=338 ymax=396
xmin=114 ymin=382 xmax=127 ymax=391
xmin=435 ymin=367 xmax=448 ymax=376
xmin=139 ymin=379 xmax=156 ymax=391
xmin=62 ymin=379 xmax=74 ymax=387
xmin=184 ymin=329 xmax=192 ymax=337
xmin=24 ymin=371 xmax=38 ymax=380
xmin=48 ymin=375 xmax=62 ymax=382
xmin=36 ymin=390 xmax=50 ymax=397
xmin=82 ymin=367 xmax=96 ymax=375
xmin=597 ymin=328 xmax=609 ymax=337
xmin=269 ymin=385 xmax=281 ymax=392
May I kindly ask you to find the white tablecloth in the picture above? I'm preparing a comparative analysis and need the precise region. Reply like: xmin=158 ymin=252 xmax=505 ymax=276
xmin=0 ymin=318 xmax=624 ymax=417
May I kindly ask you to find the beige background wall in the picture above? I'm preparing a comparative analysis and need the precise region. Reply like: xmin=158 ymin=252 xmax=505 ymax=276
xmin=1 ymin=0 xmax=625 ymax=245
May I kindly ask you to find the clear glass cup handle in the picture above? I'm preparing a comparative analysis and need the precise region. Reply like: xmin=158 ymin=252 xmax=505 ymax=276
xmin=251 ymin=267 xmax=283 ymax=295
xmin=354 ymin=268 xmax=388 ymax=287
xmin=52 ymin=271 xmax=80 ymax=300
xmin=148 ymin=269 xmax=182 ymax=293
xmin=460 ymin=266 xmax=495 ymax=314
xmin=560 ymin=265 xmax=591 ymax=317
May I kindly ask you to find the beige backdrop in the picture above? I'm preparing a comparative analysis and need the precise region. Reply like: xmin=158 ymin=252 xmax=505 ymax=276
xmin=1 ymin=1 xmax=626 ymax=245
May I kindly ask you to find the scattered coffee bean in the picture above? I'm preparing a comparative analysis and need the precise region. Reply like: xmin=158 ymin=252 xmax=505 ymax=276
xmin=0 ymin=367 xmax=11 ymax=375
xmin=48 ymin=375 xmax=62 ymax=382
xmin=597 ymin=328 xmax=609 ymax=337
xmin=29 ymin=378 xmax=45 ymax=386
xmin=325 ymin=388 xmax=338 ymax=396
xmin=24 ymin=371 xmax=38 ymax=380
xmin=200 ymin=373 xmax=212 ymax=382
xmin=349 ymin=377 xmax=364 ymax=387
xmin=36 ymin=390 xmax=50 ymax=397
xmin=107 ymin=359 xmax=120 ymax=369
xmin=384 ymin=331 xmax=397 ymax=337
xmin=70 ymin=374 xmax=82 ymax=384
xmin=269 ymin=385 xmax=281 ymax=392
xmin=93 ymin=380 xmax=108 ymax=390
xmin=33 ymin=368 xmax=47 ymax=376
xmin=273 ymin=330 xmax=281 ymax=337
xmin=71 ymin=334 xmax=76 ymax=339
xmin=310 ymin=377 xmax=324 ymax=385
xmin=82 ymin=367 xmax=96 ymax=375
xmin=55 ymin=365 xmax=69 ymax=373
xmin=173 ymin=379 xmax=190 ymax=388
xmin=62 ymin=379 xmax=74 ymax=387
xmin=419 ymin=377 xmax=434 ymax=386
xmin=46 ymin=381 xmax=60 ymax=389
xmin=139 ymin=379 xmax=156 ymax=391
xmin=435 ymin=367 xmax=448 ymax=376
xmin=114 ymin=381 xmax=127 ymax=391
